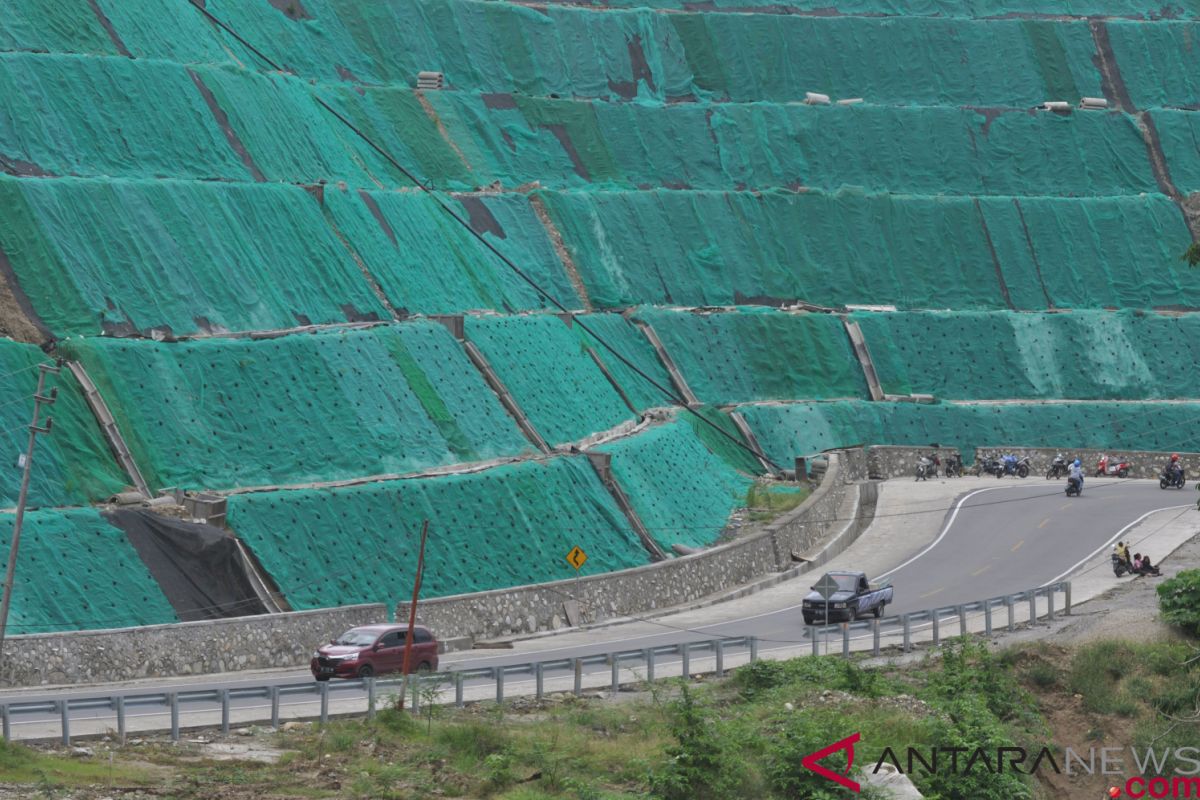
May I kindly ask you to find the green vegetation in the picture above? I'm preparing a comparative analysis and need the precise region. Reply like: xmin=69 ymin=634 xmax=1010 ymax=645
xmin=1158 ymin=569 xmax=1200 ymax=634
xmin=744 ymin=482 xmax=810 ymax=523
xmin=1183 ymin=242 xmax=1200 ymax=268
xmin=7 ymin=639 xmax=1200 ymax=798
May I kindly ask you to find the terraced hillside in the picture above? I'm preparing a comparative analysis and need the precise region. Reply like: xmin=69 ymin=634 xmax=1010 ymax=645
xmin=1 ymin=0 xmax=1197 ymax=633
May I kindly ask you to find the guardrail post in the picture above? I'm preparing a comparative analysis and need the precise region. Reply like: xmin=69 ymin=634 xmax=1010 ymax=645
xmin=810 ymin=626 xmax=819 ymax=656
xmin=902 ymin=615 xmax=912 ymax=652
xmin=1 ymin=705 xmax=9 ymax=741
xmin=1047 ymin=589 xmax=1056 ymax=622
xmin=1005 ymin=596 xmax=1015 ymax=632
xmin=1027 ymin=590 xmax=1037 ymax=625
xmin=645 ymin=649 xmax=655 ymax=682
xmin=749 ymin=636 xmax=759 ymax=663
xmin=957 ymin=605 xmax=967 ymax=635
xmin=535 ymin=663 xmax=545 ymax=699
xmin=984 ymin=601 xmax=993 ymax=637
xmin=270 ymin=686 xmax=281 ymax=729
xmin=871 ymin=619 xmax=880 ymax=656
xmin=841 ymin=624 xmax=850 ymax=658
xmin=496 ymin=668 xmax=505 ymax=705
xmin=366 ymin=678 xmax=376 ymax=721
xmin=60 ymin=700 xmax=70 ymax=746
xmin=455 ymin=672 xmax=465 ymax=708
xmin=610 ymin=656 xmax=620 ymax=693
xmin=680 ymin=644 xmax=690 ymax=680
xmin=116 ymin=695 xmax=127 ymax=744
xmin=931 ymin=613 xmax=940 ymax=647
xmin=715 ymin=640 xmax=726 ymax=677
xmin=169 ymin=693 xmax=180 ymax=742
xmin=574 ymin=658 xmax=583 ymax=696
xmin=1064 ymin=582 xmax=1072 ymax=615
xmin=319 ymin=681 xmax=329 ymax=725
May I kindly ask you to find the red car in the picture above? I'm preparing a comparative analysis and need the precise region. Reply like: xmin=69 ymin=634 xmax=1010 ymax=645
xmin=311 ymin=624 xmax=439 ymax=681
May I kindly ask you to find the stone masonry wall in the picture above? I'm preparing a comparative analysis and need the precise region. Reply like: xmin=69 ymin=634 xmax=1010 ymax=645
xmin=973 ymin=447 xmax=1200 ymax=481
xmin=0 ymin=604 xmax=388 ymax=687
xmin=867 ymin=446 xmax=964 ymax=480
xmin=399 ymin=451 xmax=879 ymax=643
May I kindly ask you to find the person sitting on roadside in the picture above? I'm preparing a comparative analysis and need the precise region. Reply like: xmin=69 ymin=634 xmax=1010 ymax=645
xmin=1132 ymin=553 xmax=1144 ymax=573
xmin=1138 ymin=554 xmax=1162 ymax=577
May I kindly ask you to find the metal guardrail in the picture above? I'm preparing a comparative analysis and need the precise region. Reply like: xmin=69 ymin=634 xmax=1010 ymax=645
xmin=0 ymin=581 xmax=1069 ymax=744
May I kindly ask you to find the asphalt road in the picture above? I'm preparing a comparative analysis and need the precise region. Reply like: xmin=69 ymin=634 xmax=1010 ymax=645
xmin=4 ymin=478 xmax=1191 ymax=736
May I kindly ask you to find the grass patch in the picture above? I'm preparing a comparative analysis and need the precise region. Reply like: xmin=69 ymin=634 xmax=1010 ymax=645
xmin=0 ymin=738 xmax=154 ymax=787
xmin=745 ymin=482 xmax=810 ymax=522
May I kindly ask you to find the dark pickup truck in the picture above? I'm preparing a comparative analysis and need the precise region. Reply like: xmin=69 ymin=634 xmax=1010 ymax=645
xmin=802 ymin=571 xmax=894 ymax=624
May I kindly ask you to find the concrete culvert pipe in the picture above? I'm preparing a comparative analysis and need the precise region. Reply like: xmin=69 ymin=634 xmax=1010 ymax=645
xmin=863 ymin=763 xmax=924 ymax=798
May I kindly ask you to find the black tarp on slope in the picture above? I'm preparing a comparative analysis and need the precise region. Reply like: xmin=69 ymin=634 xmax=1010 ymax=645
xmin=104 ymin=509 xmax=268 ymax=621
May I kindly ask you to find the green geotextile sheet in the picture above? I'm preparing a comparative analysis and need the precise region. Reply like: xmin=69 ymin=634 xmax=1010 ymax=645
xmin=540 ymin=189 xmax=1196 ymax=311
xmin=0 ymin=340 xmax=126 ymax=508
xmin=64 ymin=323 xmax=532 ymax=491
xmin=571 ymin=314 xmax=678 ymax=412
xmin=1150 ymin=110 xmax=1200 ymax=194
xmin=1106 ymin=21 xmax=1200 ymax=110
xmin=225 ymin=457 xmax=649 ymax=609
xmin=536 ymin=0 xmax=1199 ymax=17
xmin=465 ymin=315 xmax=636 ymax=444
xmin=597 ymin=418 xmax=752 ymax=551
xmin=855 ymin=310 xmax=1200 ymax=401
xmin=0 ymin=508 xmax=178 ymax=634
xmin=637 ymin=309 xmax=868 ymax=404
xmin=0 ymin=177 xmax=582 ymax=338
xmin=3 ymin=2 xmax=1106 ymax=106
xmin=429 ymin=92 xmax=1157 ymax=195
xmin=321 ymin=190 xmax=580 ymax=315
xmin=741 ymin=400 xmax=1200 ymax=466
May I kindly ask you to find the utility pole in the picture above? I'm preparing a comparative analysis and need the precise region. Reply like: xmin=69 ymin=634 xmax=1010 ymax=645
xmin=0 ymin=361 xmax=59 ymax=671
xmin=397 ymin=519 xmax=429 ymax=711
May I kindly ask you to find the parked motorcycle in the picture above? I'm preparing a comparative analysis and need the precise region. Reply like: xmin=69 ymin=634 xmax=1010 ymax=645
xmin=1046 ymin=453 xmax=1068 ymax=480
xmin=1160 ymin=466 xmax=1186 ymax=490
xmin=1000 ymin=455 xmax=1031 ymax=479
xmin=943 ymin=454 xmax=963 ymax=478
xmin=915 ymin=455 xmax=938 ymax=481
xmin=1111 ymin=553 xmax=1129 ymax=577
xmin=1066 ymin=475 xmax=1083 ymax=497
xmin=1096 ymin=454 xmax=1131 ymax=478
xmin=978 ymin=456 xmax=1005 ymax=478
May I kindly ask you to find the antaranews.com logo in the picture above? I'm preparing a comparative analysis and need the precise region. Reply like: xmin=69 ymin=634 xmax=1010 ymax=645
xmin=803 ymin=733 xmax=1200 ymax=797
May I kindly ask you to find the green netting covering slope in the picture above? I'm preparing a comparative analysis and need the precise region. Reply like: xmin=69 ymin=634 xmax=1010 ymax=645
xmin=64 ymin=323 xmax=531 ymax=491
xmin=597 ymin=418 xmax=752 ymax=551
xmin=541 ymin=189 xmax=1196 ymax=311
xmin=742 ymin=400 xmax=1200 ymax=467
xmin=0 ymin=508 xmax=177 ymax=634
xmin=0 ymin=340 xmax=126 ymax=508
xmin=427 ymin=93 xmax=1156 ymax=195
xmin=323 ymin=189 xmax=582 ymax=315
xmin=1106 ymin=21 xmax=1200 ymax=109
xmin=856 ymin=310 xmax=1200 ymax=401
xmin=465 ymin=315 xmax=635 ymax=444
xmin=0 ymin=54 xmax=251 ymax=182
xmin=0 ymin=1 xmax=123 ymax=56
xmin=225 ymin=457 xmax=648 ymax=609
xmin=571 ymin=314 xmax=677 ymax=412
xmin=638 ymin=309 xmax=868 ymax=404
xmin=0 ymin=176 xmax=388 ymax=337
xmin=1153 ymin=110 xmax=1200 ymax=193
xmin=537 ymin=0 xmax=1199 ymax=17
xmin=3 ymin=2 xmax=1108 ymax=106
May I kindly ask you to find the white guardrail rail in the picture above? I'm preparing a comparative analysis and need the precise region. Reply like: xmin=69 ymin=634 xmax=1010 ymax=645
xmin=0 ymin=582 xmax=1069 ymax=744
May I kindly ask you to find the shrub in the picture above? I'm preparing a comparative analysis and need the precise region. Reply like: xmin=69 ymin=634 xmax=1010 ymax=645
xmin=648 ymin=686 xmax=743 ymax=800
xmin=1158 ymin=570 xmax=1200 ymax=634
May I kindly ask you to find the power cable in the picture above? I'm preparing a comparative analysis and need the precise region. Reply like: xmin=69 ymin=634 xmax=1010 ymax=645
xmin=183 ymin=0 xmax=781 ymax=472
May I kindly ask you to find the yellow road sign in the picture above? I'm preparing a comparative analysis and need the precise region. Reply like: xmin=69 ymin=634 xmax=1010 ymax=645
xmin=566 ymin=546 xmax=588 ymax=571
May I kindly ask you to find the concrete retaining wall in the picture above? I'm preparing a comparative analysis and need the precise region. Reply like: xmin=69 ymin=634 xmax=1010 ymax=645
xmin=867 ymin=446 xmax=964 ymax=480
xmin=0 ymin=604 xmax=388 ymax=687
xmin=399 ymin=450 xmax=879 ymax=643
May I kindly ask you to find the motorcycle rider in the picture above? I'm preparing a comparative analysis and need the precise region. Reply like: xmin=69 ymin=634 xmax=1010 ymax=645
xmin=1165 ymin=453 xmax=1183 ymax=484
xmin=1114 ymin=540 xmax=1131 ymax=570
xmin=1068 ymin=458 xmax=1084 ymax=494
